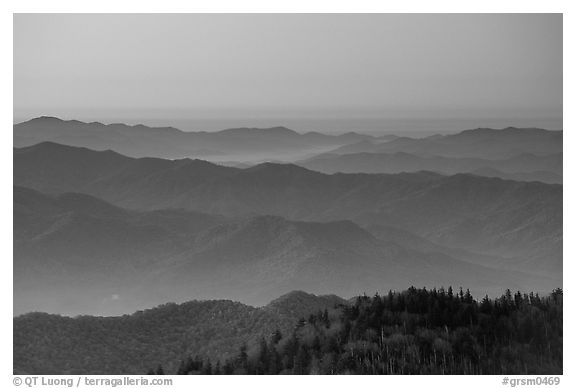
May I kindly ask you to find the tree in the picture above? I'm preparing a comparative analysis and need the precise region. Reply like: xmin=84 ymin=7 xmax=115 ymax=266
xmin=464 ymin=289 xmax=473 ymax=304
xmin=237 ymin=343 xmax=249 ymax=372
xmin=256 ymin=337 xmax=270 ymax=374
xmin=479 ymin=295 xmax=491 ymax=314
xmin=293 ymin=345 xmax=310 ymax=374
xmin=201 ymin=360 xmax=212 ymax=375
xmin=271 ymin=329 xmax=283 ymax=344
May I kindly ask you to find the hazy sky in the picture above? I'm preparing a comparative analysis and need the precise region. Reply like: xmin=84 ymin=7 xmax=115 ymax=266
xmin=14 ymin=14 xmax=562 ymax=131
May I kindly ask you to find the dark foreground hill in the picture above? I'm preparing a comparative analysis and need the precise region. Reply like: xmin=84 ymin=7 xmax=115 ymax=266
xmin=14 ymin=291 xmax=346 ymax=374
xmin=166 ymin=288 xmax=562 ymax=375
xmin=14 ymin=142 xmax=562 ymax=276
xmin=14 ymin=287 xmax=562 ymax=375
xmin=14 ymin=186 xmax=557 ymax=316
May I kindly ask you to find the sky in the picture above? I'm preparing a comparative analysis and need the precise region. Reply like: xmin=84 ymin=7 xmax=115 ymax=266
xmin=13 ymin=14 xmax=562 ymax=132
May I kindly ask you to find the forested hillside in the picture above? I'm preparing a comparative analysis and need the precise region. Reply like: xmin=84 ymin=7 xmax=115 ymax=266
xmin=159 ymin=287 xmax=562 ymax=375
xmin=13 ymin=292 xmax=344 ymax=374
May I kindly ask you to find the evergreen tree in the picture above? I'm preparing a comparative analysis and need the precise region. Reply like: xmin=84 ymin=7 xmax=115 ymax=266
xmin=271 ymin=329 xmax=283 ymax=344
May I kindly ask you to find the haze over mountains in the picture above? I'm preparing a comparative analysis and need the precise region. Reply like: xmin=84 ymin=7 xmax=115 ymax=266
xmin=300 ymin=151 xmax=562 ymax=183
xmin=15 ymin=184 xmax=556 ymax=316
xmin=12 ymin=117 xmax=562 ymax=317
xmin=15 ymin=117 xmax=563 ymax=185
xmin=329 ymin=127 xmax=562 ymax=159
xmin=15 ymin=142 xmax=561 ymax=256
xmin=297 ymin=127 xmax=562 ymax=183
xmin=13 ymin=117 xmax=562 ymax=183
xmin=14 ymin=117 xmax=371 ymax=162
xmin=12 ymin=116 xmax=563 ymax=377
xmin=14 ymin=140 xmax=561 ymax=316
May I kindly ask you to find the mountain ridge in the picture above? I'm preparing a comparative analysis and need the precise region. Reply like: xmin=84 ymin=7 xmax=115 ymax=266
xmin=14 ymin=185 xmax=559 ymax=317
xmin=298 ymin=151 xmax=562 ymax=183
xmin=14 ymin=142 xmax=561 ymax=278
xmin=330 ymin=126 xmax=562 ymax=159
xmin=14 ymin=117 xmax=374 ymax=160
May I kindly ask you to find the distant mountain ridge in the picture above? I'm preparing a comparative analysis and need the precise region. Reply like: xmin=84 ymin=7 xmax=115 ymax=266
xmin=331 ymin=126 xmax=562 ymax=159
xmin=14 ymin=142 xmax=561 ymax=275
xmin=299 ymin=151 xmax=562 ymax=184
xmin=14 ymin=184 xmax=559 ymax=316
xmin=13 ymin=116 xmax=374 ymax=160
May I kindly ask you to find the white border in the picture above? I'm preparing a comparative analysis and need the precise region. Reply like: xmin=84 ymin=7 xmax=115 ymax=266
xmin=3 ymin=2 xmax=572 ymax=387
